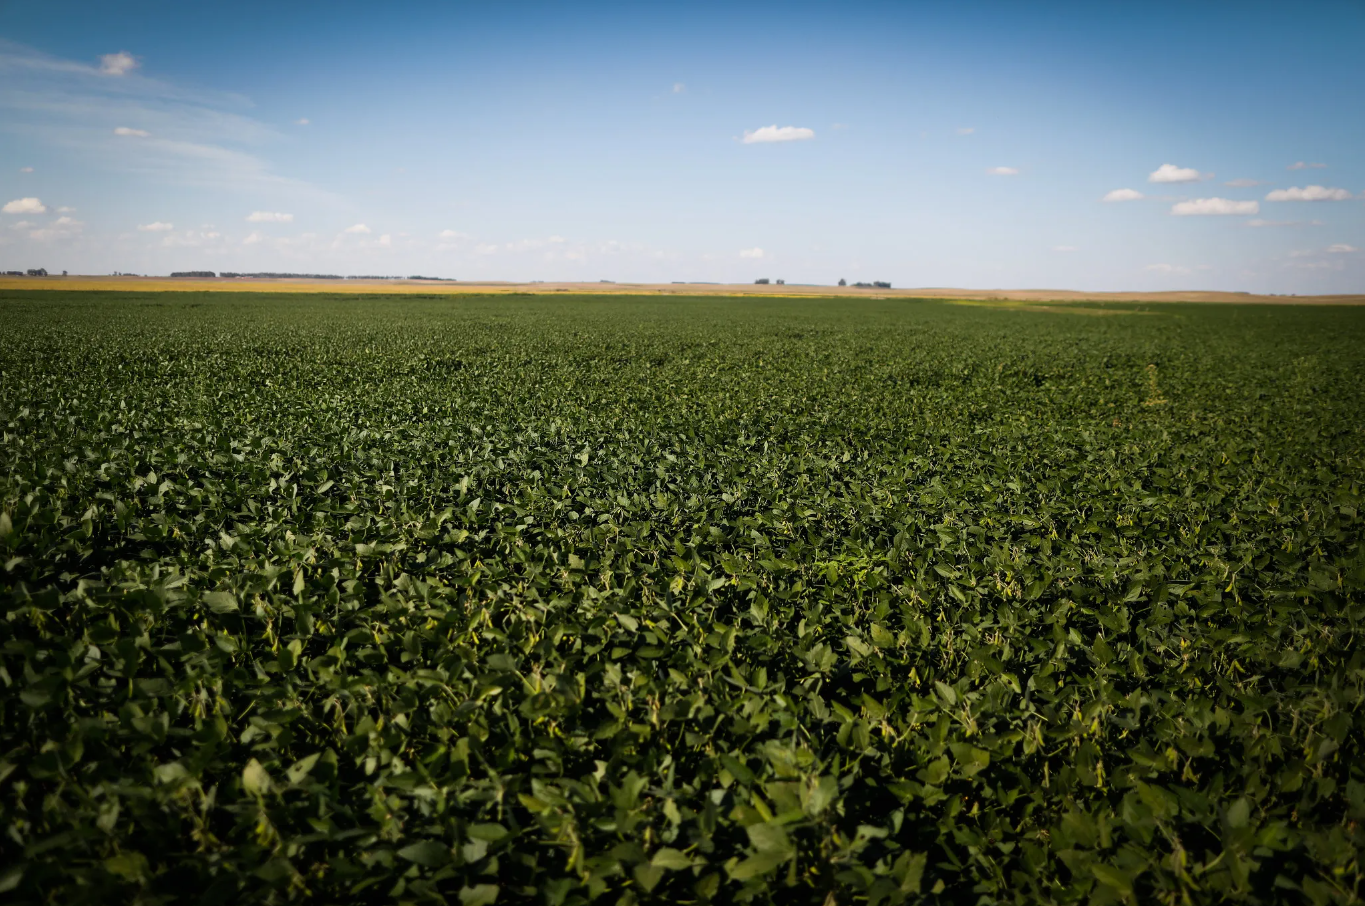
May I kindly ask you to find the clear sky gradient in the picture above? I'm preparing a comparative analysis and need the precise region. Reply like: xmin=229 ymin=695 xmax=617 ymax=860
xmin=1 ymin=0 xmax=1362 ymax=291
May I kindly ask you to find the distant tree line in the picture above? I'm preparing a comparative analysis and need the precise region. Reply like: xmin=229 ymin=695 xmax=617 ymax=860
xmin=170 ymin=271 xmax=216 ymax=278
xmin=5 ymin=268 xmax=50 ymax=276
xmin=853 ymin=281 xmax=892 ymax=289
xmin=218 ymin=272 xmax=345 ymax=280
xmin=406 ymin=276 xmax=458 ymax=281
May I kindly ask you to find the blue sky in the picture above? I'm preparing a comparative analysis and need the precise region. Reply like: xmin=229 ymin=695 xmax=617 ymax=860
xmin=1 ymin=0 xmax=1362 ymax=291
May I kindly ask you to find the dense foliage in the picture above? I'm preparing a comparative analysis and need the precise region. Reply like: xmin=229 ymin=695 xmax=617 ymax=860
xmin=1 ymin=291 xmax=1362 ymax=905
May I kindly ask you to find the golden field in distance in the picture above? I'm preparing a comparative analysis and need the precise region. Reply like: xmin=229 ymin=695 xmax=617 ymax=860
xmin=1 ymin=274 xmax=1361 ymax=304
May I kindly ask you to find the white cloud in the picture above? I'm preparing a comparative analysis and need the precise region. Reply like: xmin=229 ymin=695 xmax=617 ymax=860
xmin=29 ymin=215 xmax=84 ymax=241
xmin=1171 ymin=197 xmax=1259 ymax=216
xmin=1265 ymin=185 xmax=1353 ymax=202
xmin=160 ymin=229 xmax=220 ymax=248
xmin=243 ymin=231 xmax=262 ymax=245
xmin=1327 ymin=243 xmax=1358 ymax=253
xmin=114 ymin=126 xmax=150 ymax=137
xmin=246 ymin=211 xmax=293 ymax=223
xmin=294 ymin=118 xmax=310 ymax=125
xmin=957 ymin=127 xmax=974 ymax=135
xmin=438 ymin=229 xmax=469 ymax=240
xmin=987 ymin=166 xmax=1019 ymax=176
xmin=1246 ymin=219 xmax=1300 ymax=228
xmin=1287 ymin=161 xmax=1327 ymax=170
xmin=378 ymin=234 xmax=391 ymax=246
xmin=1149 ymin=163 xmax=1207 ymax=184
xmin=739 ymin=247 xmax=764 ymax=258
xmin=742 ymin=125 xmax=815 ymax=144
xmin=99 ymin=52 xmax=139 ymax=77
xmin=1285 ymin=257 xmax=1343 ymax=271
xmin=56 ymin=206 xmax=75 ymax=213
xmin=1224 ymin=178 xmax=1262 ymax=187
xmin=1052 ymin=245 xmax=1078 ymax=252
xmin=3 ymin=197 xmax=46 ymax=214
xmin=1102 ymin=188 xmax=1143 ymax=202
xmin=672 ymin=83 xmax=686 ymax=94
xmin=20 ymin=166 xmax=33 ymax=173
xmin=343 ymin=223 xmax=371 ymax=234
xmin=1147 ymin=263 xmax=1191 ymax=275
xmin=475 ymin=243 xmax=498 ymax=255
xmin=548 ymin=235 xmax=565 ymax=243
xmin=137 ymin=221 xmax=173 ymax=231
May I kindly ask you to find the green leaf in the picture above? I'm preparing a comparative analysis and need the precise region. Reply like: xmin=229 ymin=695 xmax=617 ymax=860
xmin=459 ymin=884 xmax=500 ymax=906
xmin=103 ymin=852 xmax=149 ymax=882
xmin=949 ymin=743 xmax=990 ymax=777
xmin=934 ymin=681 xmax=957 ymax=706
xmin=651 ymin=847 xmax=696 ymax=870
xmin=893 ymin=851 xmax=927 ymax=893
xmin=242 ymin=759 xmax=271 ymax=796
xmin=398 ymin=839 xmax=449 ymax=868
xmin=745 ymin=822 xmax=794 ymax=857
xmin=203 ymin=591 xmax=238 ymax=613
xmin=286 ymin=753 xmax=321 ymax=785
xmin=1090 ymin=864 xmax=1134 ymax=896
xmin=633 ymin=862 xmax=665 ymax=892
xmin=0 ymin=864 xmax=23 ymax=893
xmin=466 ymin=823 xmax=509 ymax=842
xmin=728 ymin=851 xmax=788 ymax=881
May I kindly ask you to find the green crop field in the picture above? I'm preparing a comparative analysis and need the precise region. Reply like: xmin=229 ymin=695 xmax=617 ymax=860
xmin=2 ymin=291 xmax=1362 ymax=905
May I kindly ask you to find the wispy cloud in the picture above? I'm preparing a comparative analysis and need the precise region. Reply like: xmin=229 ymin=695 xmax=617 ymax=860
xmin=343 ymin=223 xmax=371 ymax=234
xmin=99 ymin=51 xmax=139 ymax=77
xmin=1224 ymin=178 xmax=1262 ymax=187
xmin=29 ymin=215 xmax=84 ymax=242
xmin=1102 ymin=188 xmax=1143 ymax=202
xmin=1146 ymin=263 xmax=1190 ymax=275
xmin=956 ymin=127 xmax=974 ymax=135
xmin=1171 ymin=197 xmax=1258 ymax=216
xmin=1283 ymin=249 xmax=1344 ymax=270
xmin=739 ymin=247 xmax=764 ymax=258
xmin=438 ymin=229 xmax=469 ymax=240
xmin=0 ymin=41 xmax=332 ymax=200
xmin=294 ymin=117 xmax=310 ymax=125
xmin=1245 ymin=219 xmax=1320 ymax=228
xmin=19 ymin=166 xmax=33 ymax=173
xmin=137 ymin=221 xmax=173 ymax=231
xmin=247 ymin=211 xmax=293 ymax=223
xmin=987 ymin=166 xmax=1019 ymax=176
xmin=3 ymin=197 xmax=46 ymax=214
xmin=1265 ymin=185 xmax=1353 ymax=202
xmin=160 ymin=228 xmax=221 ymax=248
xmin=1287 ymin=161 xmax=1327 ymax=170
xmin=1149 ymin=163 xmax=1208 ymax=184
xmin=672 ymin=83 xmax=686 ymax=94
xmin=742 ymin=125 xmax=814 ymax=144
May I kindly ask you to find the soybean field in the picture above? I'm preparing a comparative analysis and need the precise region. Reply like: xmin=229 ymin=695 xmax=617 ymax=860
xmin=1 ymin=291 xmax=1363 ymax=905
